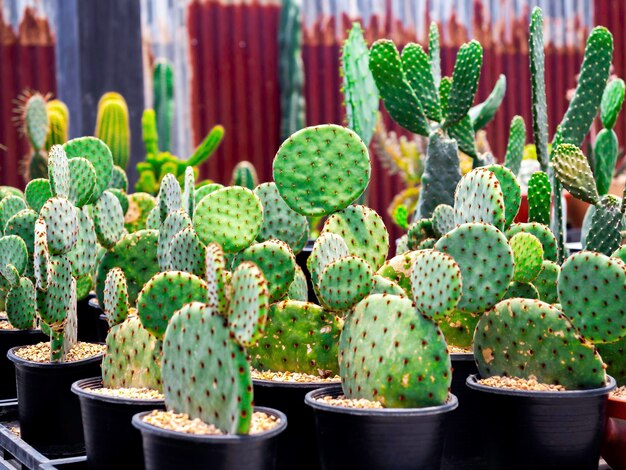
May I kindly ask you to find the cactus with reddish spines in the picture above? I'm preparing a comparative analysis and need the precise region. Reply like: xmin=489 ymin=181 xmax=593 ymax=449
xmin=485 ymin=164 xmax=521 ymax=229
xmin=92 ymin=191 xmax=125 ymax=249
xmin=24 ymin=179 xmax=52 ymax=214
xmin=376 ymin=250 xmax=425 ymax=296
xmin=0 ymin=196 xmax=28 ymax=235
xmin=552 ymin=144 xmax=599 ymax=205
xmin=502 ymin=281 xmax=539 ymax=300
xmin=509 ymin=232 xmax=544 ymax=283
xmin=439 ymin=310 xmax=479 ymax=348
xmin=158 ymin=174 xmax=182 ymax=225
xmin=454 ymin=168 xmax=506 ymax=231
xmin=124 ymin=193 xmax=157 ymax=233
xmin=167 ymin=227 xmax=205 ymax=277
xmin=253 ymin=182 xmax=308 ymax=254
xmin=402 ymin=42 xmax=441 ymax=122
xmin=406 ymin=218 xmax=436 ymax=250
xmin=0 ymin=235 xmax=28 ymax=285
xmin=103 ymin=268 xmax=129 ymax=327
xmin=63 ymin=137 xmax=113 ymax=204
xmin=39 ymin=197 xmax=78 ymax=255
xmin=66 ymin=209 xmax=98 ymax=279
xmin=5 ymin=210 xmax=37 ymax=261
xmin=68 ymin=158 xmax=97 ymax=208
xmin=317 ymin=255 xmax=373 ymax=311
xmin=33 ymin=218 xmax=50 ymax=291
xmin=231 ymin=161 xmax=258 ymax=190
xmin=597 ymin=337 xmax=626 ymax=386
xmin=371 ymin=274 xmax=407 ymax=297
xmin=157 ymin=209 xmax=192 ymax=270
xmin=181 ymin=167 xmax=195 ymax=218
xmin=527 ymin=171 xmax=551 ymax=225
xmin=533 ymin=260 xmax=560 ymax=304
xmin=227 ymin=262 xmax=269 ymax=346
xmin=6 ymin=277 xmax=37 ymax=330
xmin=340 ymin=293 xmax=451 ymax=408
xmin=306 ymin=232 xmax=350 ymax=295
xmin=287 ymin=264 xmax=308 ymax=301
xmin=585 ymin=194 xmax=624 ymax=256
xmin=529 ymin=8 xmax=549 ymax=172
xmin=470 ymin=74 xmax=506 ymax=131
xmin=195 ymin=183 xmax=224 ymax=206
xmin=431 ymin=204 xmax=455 ymax=237
xmin=109 ymin=189 xmax=129 ymax=216
xmin=109 ymin=166 xmax=129 ymax=192
xmin=506 ymin=222 xmax=558 ymax=262
xmin=205 ymin=243 xmax=228 ymax=313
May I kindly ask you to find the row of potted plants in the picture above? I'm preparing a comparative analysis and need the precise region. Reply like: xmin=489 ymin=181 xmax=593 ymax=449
xmin=0 ymin=5 xmax=625 ymax=470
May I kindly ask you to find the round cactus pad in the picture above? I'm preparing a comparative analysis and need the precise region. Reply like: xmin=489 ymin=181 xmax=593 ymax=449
xmin=48 ymin=145 xmax=70 ymax=199
xmin=506 ymin=222 xmax=558 ymax=262
xmin=167 ymin=227 xmax=205 ymax=277
xmin=250 ymin=300 xmax=341 ymax=375
xmin=158 ymin=209 xmax=192 ymax=270
xmin=486 ymin=164 xmax=521 ymax=228
xmin=67 ymin=158 xmax=96 ymax=207
xmin=92 ymin=190 xmax=125 ymax=249
xmin=163 ymin=302 xmax=252 ymax=434
xmin=509 ymin=232 xmax=544 ymax=283
xmin=454 ymin=168 xmax=506 ymax=231
xmin=194 ymin=187 xmax=263 ymax=253
xmin=435 ymin=223 xmax=513 ymax=313
xmin=109 ymin=165 xmax=129 ymax=192
xmin=194 ymin=183 xmax=224 ymax=205
xmin=503 ymin=281 xmax=539 ymax=300
xmin=38 ymin=255 xmax=73 ymax=327
xmin=533 ymin=261 xmax=560 ymax=304
xmin=558 ymin=251 xmax=626 ymax=344
xmin=5 ymin=210 xmax=37 ymax=257
xmin=63 ymin=137 xmax=113 ymax=203
xmin=438 ymin=310 xmax=479 ymax=348
xmin=0 ymin=235 xmax=28 ymax=276
xmin=233 ymin=240 xmax=296 ymax=302
xmin=103 ymin=268 xmax=129 ymax=327
xmin=137 ymin=271 xmax=208 ymax=339
xmin=273 ymin=125 xmax=370 ymax=217
xmin=307 ymin=232 xmax=350 ymax=291
xmin=474 ymin=298 xmax=606 ymax=389
xmin=432 ymin=204 xmax=456 ymax=237
xmin=287 ymin=265 xmax=308 ymax=301
xmin=6 ymin=277 xmax=37 ymax=330
xmin=0 ymin=196 xmax=27 ymax=234
xmin=24 ymin=179 xmax=52 ymax=213
xmin=158 ymin=174 xmax=182 ymax=223
xmin=376 ymin=250 xmax=427 ymax=297
xmin=66 ymin=209 xmax=98 ymax=277
xmin=228 ymin=262 xmax=269 ymax=347
xmin=371 ymin=274 xmax=407 ymax=297
xmin=318 ymin=255 xmax=373 ymax=311
xmin=321 ymin=205 xmax=389 ymax=270
xmin=410 ymin=251 xmax=462 ymax=321
xmin=340 ymin=294 xmax=451 ymax=407
xmin=254 ymin=182 xmax=309 ymax=253
xmin=124 ymin=192 xmax=156 ymax=233
xmin=40 ymin=197 xmax=78 ymax=255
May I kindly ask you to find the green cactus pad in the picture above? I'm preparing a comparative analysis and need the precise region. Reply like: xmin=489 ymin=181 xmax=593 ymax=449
xmin=158 ymin=174 xmax=182 ymax=224
xmin=486 ymin=165 xmax=521 ymax=229
xmin=158 ymin=209 xmax=192 ymax=270
xmin=401 ymin=43 xmax=441 ymax=121
xmin=6 ymin=277 xmax=36 ymax=330
xmin=439 ymin=309 xmax=479 ymax=348
xmin=509 ymin=232 xmax=544 ymax=283
xmin=205 ymin=243 xmax=228 ymax=314
xmin=529 ymin=8 xmax=549 ymax=171
xmin=194 ymin=187 xmax=263 ymax=253
xmin=527 ymin=171 xmax=551 ymax=225
xmin=552 ymin=144 xmax=599 ymax=205
xmin=40 ymin=197 xmax=78 ymax=255
xmin=67 ymin=157 xmax=96 ymax=207
xmin=558 ymin=251 xmax=626 ymax=344
xmin=233 ymin=240 xmax=295 ymax=303
xmin=371 ymin=274 xmax=407 ymax=297
xmin=502 ymin=116 xmax=526 ymax=176
xmin=96 ymin=230 xmax=160 ymax=307
xmin=376 ymin=250 xmax=425 ymax=297
xmin=181 ymin=167 xmax=195 ymax=217
xmin=287 ymin=264 xmax=308 ymax=301
xmin=144 ymin=205 xmax=161 ymax=230
xmin=5 ymin=210 xmax=37 ymax=256
xmin=2 ymin=264 xmax=19 ymax=287
xmin=0 ymin=196 xmax=27 ymax=234
xmin=506 ymin=222 xmax=558 ymax=262
xmin=228 ymin=262 xmax=269 ymax=346
xmin=321 ymin=205 xmax=389 ymax=271
xmin=250 ymin=300 xmax=341 ymax=375
xmin=594 ymin=129 xmax=618 ymax=197
xmin=124 ymin=193 xmax=157 ymax=233
xmin=109 ymin=188 xmax=129 ymax=215
xmin=33 ymin=218 xmax=50 ymax=290
xmin=474 ymin=298 xmax=606 ymax=389
xmin=24 ymin=179 xmax=52 ymax=214
xmin=432 ymin=204 xmax=455 ymax=237
xmin=410 ymin=251 xmax=462 ymax=321
xmin=533 ymin=260 xmax=560 ymax=304
xmin=166 ymin=227 xmax=204 ymax=277
xmin=75 ymin=273 xmax=93 ymax=301
xmin=273 ymin=125 xmax=370 ymax=217
xmin=66 ymin=209 xmax=98 ymax=277
xmin=103 ymin=268 xmax=129 ymax=327
xmin=0 ymin=236 xmax=27 ymax=272
xmin=503 ymin=281 xmax=539 ymax=300
xmin=435 ymin=223 xmax=513 ymax=313
xmin=231 ymin=161 xmax=258 ymax=190
xmin=446 ymin=115 xmax=477 ymax=158
xmin=597 ymin=336 xmax=626 ymax=386
xmin=445 ymin=40 xmax=483 ymax=123
xmin=37 ymin=255 xmax=73 ymax=328
xmin=109 ymin=166 xmax=129 ymax=192
xmin=92 ymin=190 xmax=125 ymax=249
xmin=317 ymin=255 xmax=373 ymax=311
xmin=470 ymin=74 xmax=506 ymax=131
xmin=454 ymin=168 xmax=506 ymax=231
xmin=601 ymin=78 xmax=625 ymax=130
xmin=194 ymin=183 xmax=224 ymax=205
xmin=368 ymin=40 xmax=429 ymax=136
xmin=340 ymin=294 xmax=450 ymax=407
xmin=585 ymin=194 xmax=623 ymax=256
xmin=103 ymin=316 xmax=163 ymax=390
xmin=64 ymin=137 xmax=113 ymax=203
xmin=48 ymin=145 xmax=70 ymax=199
xmin=307 ymin=232 xmax=350 ymax=293
xmin=137 ymin=271 xmax=208 ymax=339
xmin=163 ymin=302 xmax=252 ymax=434
xmin=407 ymin=218 xmax=436 ymax=249
xmin=254 ymin=182 xmax=308 ymax=254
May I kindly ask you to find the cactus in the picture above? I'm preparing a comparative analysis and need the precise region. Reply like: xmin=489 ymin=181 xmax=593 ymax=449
xmin=124 ymin=193 xmax=157 ymax=233
xmin=45 ymin=100 xmax=69 ymax=150
xmin=485 ymin=164 xmax=521 ymax=229
xmin=64 ymin=137 xmax=113 ymax=203
xmin=306 ymin=232 xmax=349 ymax=295
xmin=317 ymin=255 xmax=373 ymax=311
xmin=454 ymin=168 xmax=505 ymax=231
xmin=502 ymin=116 xmax=526 ymax=176
xmin=431 ymin=204 xmax=455 ymax=237
xmin=153 ymin=59 xmax=174 ymax=153
xmin=529 ymin=8 xmax=549 ymax=173
xmin=167 ymin=227 xmax=205 ymax=276
xmin=509 ymin=232 xmax=544 ymax=283
xmin=527 ymin=171 xmax=551 ymax=225
xmin=230 ymin=161 xmax=258 ymax=190
xmin=470 ymin=74 xmax=506 ymax=131
xmin=158 ymin=210 xmax=192 ymax=270
xmin=103 ymin=268 xmax=129 ymax=327
xmin=95 ymin=92 xmax=131 ymax=169
xmin=24 ymin=179 xmax=52 ymax=213
xmin=506 ymin=222 xmax=558 ymax=262
xmin=0 ymin=196 xmax=27 ymax=235
xmin=533 ymin=260 xmax=560 ymax=304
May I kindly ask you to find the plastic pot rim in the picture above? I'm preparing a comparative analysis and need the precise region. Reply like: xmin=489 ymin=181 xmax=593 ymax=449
xmin=132 ymin=406 xmax=288 ymax=443
xmin=7 ymin=345 xmax=105 ymax=369
xmin=252 ymin=378 xmax=341 ymax=390
xmin=304 ymin=384 xmax=458 ymax=417
xmin=87 ymin=297 xmax=100 ymax=309
xmin=72 ymin=376 xmax=165 ymax=406
xmin=466 ymin=373 xmax=616 ymax=398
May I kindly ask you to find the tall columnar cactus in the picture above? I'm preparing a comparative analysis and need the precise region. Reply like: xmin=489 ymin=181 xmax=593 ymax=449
xmin=278 ymin=0 xmax=305 ymax=142
xmin=45 ymin=100 xmax=69 ymax=150
xmin=230 ymin=161 xmax=258 ymax=190
xmin=95 ymin=92 xmax=131 ymax=169
xmin=153 ymin=59 xmax=174 ymax=153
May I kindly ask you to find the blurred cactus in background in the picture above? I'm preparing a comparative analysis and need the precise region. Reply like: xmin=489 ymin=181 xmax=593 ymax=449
xmin=153 ymin=59 xmax=174 ymax=153
xmin=95 ymin=92 xmax=131 ymax=169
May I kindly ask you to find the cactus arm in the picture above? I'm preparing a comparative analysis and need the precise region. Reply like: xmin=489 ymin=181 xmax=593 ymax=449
xmin=428 ymin=22 xmax=441 ymax=87
xmin=141 ymin=109 xmax=159 ymax=156
xmin=601 ymin=78 xmax=625 ymax=130
xmin=445 ymin=115 xmax=477 ymax=158
xmin=529 ymin=7 xmax=550 ymax=172
xmin=527 ymin=171 xmax=551 ymax=225
xmin=445 ymin=40 xmax=483 ymax=124
xmin=401 ymin=43 xmax=441 ymax=122
xmin=469 ymin=74 xmax=506 ymax=131
xmin=185 ymin=125 xmax=225 ymax=167
xmin=502 ymin=116 xmax=526 ymax=176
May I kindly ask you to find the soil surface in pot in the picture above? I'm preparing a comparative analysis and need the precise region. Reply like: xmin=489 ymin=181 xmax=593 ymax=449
xmin=314 ymin=394 xmax=383 ymax=409
xmin=612 ymin=386 xmax=626 ymax=398
xmin=13 ymin=341 xmax=106 ymax=362
xmin=143 ymin=410 xmax=281 ymax=435
xmin=251 ymin=369 xmax=340 ymax=383
xmin=478 ymin=375 xmax=566 ymax=391
xmin=0 ymin=321 xmax=18 ymax=330
xmin=87 ymin=386 xmax=164 ymax=400
xmin=448 ymin=345 xmax=472 ymax=354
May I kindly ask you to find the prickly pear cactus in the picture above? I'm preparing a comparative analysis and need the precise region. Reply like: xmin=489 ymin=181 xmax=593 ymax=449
xmin=167 ymin=227 xmax=205 ymax=277
xmin=158 ymin=209 xmax=192 ymax=270
xmin=231 ymin=161 xmax=258 ymax=190
xmin=0 ymin=196 xmax=27 ymax=235
xmin=63 ymin=137 xmax=113 ymax=204
xmin=103 ymin=268 xmax=129 ymax=327
xmin=502 ymin=116 xmax=526 ymax=176
xmin=287 ymin=264 xmax=308 ymax=301
xmin=527 ymin=171 xmax=551 ymax=225
xmin=445 ymin=40 xmax=483 ymax=123
xmin=124 ymin=193 xmax=157 ymax=233
xmin=474 ymin=298 xmax=606 ymax=389
xmin=431 ymin=204 xmax=455 ymax=237
xmin=533 ymin=260 xmax=560 ymax=304
xmin=24 ymin=179 xmax=52 ymax=214
xmin=317 ymin=255 xmax=373 ymax=311
xmin=454 ymin=168 xmax=506 ymax=231
xmin=502 ymin=281 xmax=539 ymax=300
xmin=92 ymin=190 xmax=125 ymax=249
xmin=227 ymin=262 xmax=269 ymax=347
xmin=307 ymin=232 xmax=350 ymax=293
xmin=376 ymin=250 xmax=425 ymax=296
xmin=506 ymin=222 xmax=558 ymax=262
xmin=509 ymin=232 xmax=544 ymax=283
xmin=205 ymin=243 xmax=228 ymax=314
xmin=439 ymin=310 xmax=479 ymax=348
xmin=40 ymin=197 xmax=78 ymax=255
xmin=552 ymin=144 xmax=599 ymax=205
xmin=584 ymin=195 xmax=624 ymax=256
xmin=5 ymin=277 xmax=36 ymax=330
xmin=485 ymin=165 xmax=521 ymax=229
xmin=340 ymin=294 xmax=451 ymax=407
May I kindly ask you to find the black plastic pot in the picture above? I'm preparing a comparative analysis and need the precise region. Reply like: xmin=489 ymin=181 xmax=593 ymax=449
xmin=466 ymin=374 xmax=616 ymax=470
xmin=72 ymin=377 xmax=165 ymax=470
xmin=0 ymin=326 xmax=47 ymax=399
xmin=295 ymin=239 xmax=317 ymax=303
xmin=80 ymin=297 xmax=108 ymax=343
xmin=253 ymin=378 xmax=331 ymax=470
xmin=442 ymin=353 xmax=486 ymax=470
xmin=132 ymin=407 xmax=287 ymax=470
xmin=7 ymin=346 xmax=104 ymax=456
xmin=305 ymin=385 xmax=458 ymax=470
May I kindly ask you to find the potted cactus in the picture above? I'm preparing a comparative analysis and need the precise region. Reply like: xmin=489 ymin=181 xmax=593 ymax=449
xmin=132 ymin=259 xmax=287 ymax=470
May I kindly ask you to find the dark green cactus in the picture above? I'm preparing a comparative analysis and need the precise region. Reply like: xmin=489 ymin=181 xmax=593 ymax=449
xmin=594 ymin=78 xmax=624 ymax=196
xmin=533 ymin=260 xmax=560 ymax=304
xmin=527 ymin=171 xmax=551 ymax=225
xmin=470 ymin=74 xmax=506 ymax=131
xmin=486 ymin=164 xmax=521 ymax=229
xmin=502 ymin=116 xmax=526 ymax=176
xmin=445 ymin=40 xmax=483 ymax=124
xmin=529 ymin=7 xmax=549 ymax=172
xmin=231 ymin=161 xmax=258 ymax=190
xmin=506 ymin=222 xmax=558 ymax=262
xmin=153 ymin=59 xmax=174 ymax=153
xmin=24 ymin=179 xmax=52 ymax=214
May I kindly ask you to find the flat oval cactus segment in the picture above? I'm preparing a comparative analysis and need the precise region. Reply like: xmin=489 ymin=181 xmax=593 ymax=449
xmin=158 ymin=209 xmax=192 ymax=270
xmin=124 ymin=192 xmax=156 ymax=233
xmin=163 ymin=302 xmax=252 ymax=434
xmin=318 ymin=255 xmax=373 ymax=311
xmin=92 ymin=190 xmax=125 ymax=249
xmin=158 ymin=173 xmax=182 ymax=224
xmin=0 ymin=196 xmax=27 ymax=234
xmin=287 ymin=264 xmax=308 ymax=301
xmin=167 ymin=227 xmax=204 ymax=277
xmin=0 ymin=234 xmax=28 ymax=277
xmin=5 ymin=209 xmax=37 ymax=257
xmin=254 ymin=182 xmax=309 ymax=254
xmin=505 ymin=222 xmax=558 ymax=262
xmin=321 ymin=205 xmax=389 ymax=271
xmin=40 ymin=197 xmax=78 ymax=255
xmin=24 ymin=179 xmax=52 ymax=213
xmin=558 ymin=251 xmax=626 ymax=344
xmin=137 ymin=271 xmax=209 ymax=339
xmin=438 ymin=309 xmax=479 ymax=348
xmin=67 ymin=157 xmax=96 ymax=207
xmin=48 ymin=145 xmax=70 ymax=199
xmin=486 ymin=164 xmax=521 ymax=228
xmin=96 ymin=230 xmax=160 ymax=307
xmin=233 ymin=240 xmax=295 ymax=302
xmin=38 ymin=255 xmax=73 ymax=327
xmin=371 ymin=274 xmax=407 ymax=297
xmin=205 ymin=243 xmax=227 ymax=313
xmin=502 ymin=281 xmax=539 ymax=300
xmin=435 ymin=223 xmax=513 ymax=313
xmin=250 ymin=300 xmax=341 ymax=375
xmin=6 ymin=277 xmax=36 ymax=330
xmin=307 ymin=232 xmax=350 ymax=291
xmin=432 ymin=204 xmax=455 ymax=237
xmin=109 ymin=165 xmax=129 ymax=192
xmin=474 ymin=298 xmax=606 ymax=389
xmin=273 ymin=124 xmax=370 ymax=217
xmin=533 ymin=260 xmax=560 ymax=304
xmin=194 ymin=183 xmax=223 ymax=206
xmin=193 ymin=186 xmax=263 ymax=253
xmin=340 ymin=294 xmax=451 ymax=408
xmin=410 ymin=250 xmax=462 ymax=321
xmin=454 ymin=168 xmax=506 ymax=231
xmin=66 ymin=209 xmax=98 ymax=277
xmin=597 ymin=335 xmax=626 ymax=387
xmin=376 ymin=250 xmax=427 ymax=296
xmin=228 ymin=261 xmax=269 ymax=347
xmin=63 ymin=137 xmax=113 ymax=203
xmin=103 ymin=267 xmax=129 ymax=327
xmin=509 ymin=232 xmax=544 ymax=283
